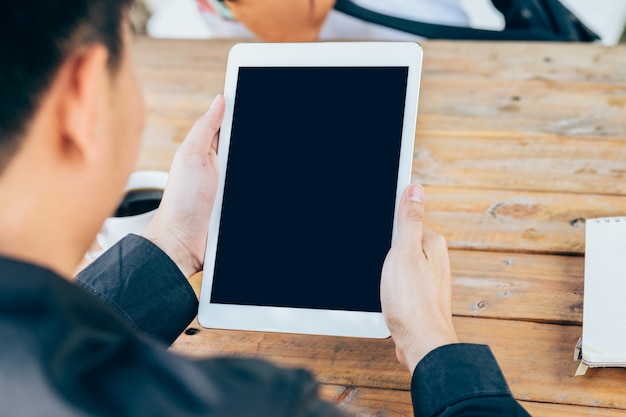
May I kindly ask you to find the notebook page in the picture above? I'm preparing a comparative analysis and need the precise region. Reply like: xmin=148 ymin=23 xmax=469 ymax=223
xmin=582 ymin=217 xmax=626 ymax=365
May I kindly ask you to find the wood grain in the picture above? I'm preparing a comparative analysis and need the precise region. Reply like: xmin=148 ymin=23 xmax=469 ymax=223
xmin=519 ymin=401 xmax=626 ymax=417
xmin=318 ymin=385 xmax=626 ymax=417
xmin=171 ymin=316 xmax=626 ymax=409
xmin=416 ymin=78 xmax=626 ymax=139
xmin=418 ymin=41 xmax=626 ymax=139
xmin=450 ymin=250 xmax=584 ymax=324
xmin=413 ymin=133 xmax=626 ymax=195
xmin=424 ymin=186 xmax=626 ymax=254
xmin=419 ymin=41 xmax=626 ymax=86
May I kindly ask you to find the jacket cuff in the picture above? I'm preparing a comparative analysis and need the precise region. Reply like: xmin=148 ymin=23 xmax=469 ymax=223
xmin=411 ymin=343 xmax=513 ymax=417
xmin=75 ymin=234 xmax=198 ymax=345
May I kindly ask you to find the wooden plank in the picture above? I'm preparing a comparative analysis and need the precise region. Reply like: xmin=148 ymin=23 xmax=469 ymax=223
xmin=321 ymin=385 xmax=412 ymax=416
xmin=520 ymin=401 xmax=626 ymax=417
xmin=413 ymin=133 xmax=626 ymax=195
xmin=423 ymin=186 xmax=626 ymax=254
xmin=172 ymin=321 xmax=410 ymax=389
xmin=318 ymin=384 xmax=626 ymax=417
xmin=418 ymin=43 xmax=626 ymax=138
xmin=420 ymin=41 xmax=626 ymax=86
xmin=450 ymin=250 xmax=583 ymax=325
xmin=171 ymin=316 xmax=626 ymax=409
xmin=416 ymin=79 xmax=626 ymax=139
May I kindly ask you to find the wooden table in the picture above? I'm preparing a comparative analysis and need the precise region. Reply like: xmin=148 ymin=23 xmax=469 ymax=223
xmin=132 ymin=37 xmax=626 ymax=416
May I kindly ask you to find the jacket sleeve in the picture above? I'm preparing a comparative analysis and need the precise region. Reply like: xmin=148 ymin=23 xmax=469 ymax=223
xmin=411 ymin=343 xmax=531 ymax=417
xmin=191 ymin=357 xmax=349 ymax=417
xmin=74 ymin=234 xmax=198 ymax=345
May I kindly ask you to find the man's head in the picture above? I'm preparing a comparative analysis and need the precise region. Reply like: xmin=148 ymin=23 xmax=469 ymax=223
xmin=0 ymin=0 xmax=145 ymax=276
xmin=0 ymin=0 xmax=134 ymax=170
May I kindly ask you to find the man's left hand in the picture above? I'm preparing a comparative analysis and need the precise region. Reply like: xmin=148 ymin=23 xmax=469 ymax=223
xmin=142 ymin=95 xmax=225 ymax=278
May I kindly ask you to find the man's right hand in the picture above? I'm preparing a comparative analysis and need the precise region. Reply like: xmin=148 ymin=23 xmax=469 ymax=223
xmin=381 ymin=184 xmax=459 ymax=374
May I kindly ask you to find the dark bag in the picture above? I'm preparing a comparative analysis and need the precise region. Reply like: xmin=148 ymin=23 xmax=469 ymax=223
xmin=333 ymin=0 xmax=599 ymax=42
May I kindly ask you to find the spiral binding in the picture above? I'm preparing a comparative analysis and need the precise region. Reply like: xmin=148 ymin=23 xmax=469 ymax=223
xmin=592 ymin=217 xmax=626 ymax=224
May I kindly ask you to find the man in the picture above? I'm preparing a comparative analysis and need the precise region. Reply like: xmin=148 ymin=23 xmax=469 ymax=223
xmin=0 ymin=1 xmax=530 ymax=416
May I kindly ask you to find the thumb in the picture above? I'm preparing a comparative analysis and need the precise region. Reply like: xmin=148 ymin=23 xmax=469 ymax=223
xmin=395 ymin=184 xmax=426 ymax=252
xmin=182 ymin=95 xmax=225 ymax=154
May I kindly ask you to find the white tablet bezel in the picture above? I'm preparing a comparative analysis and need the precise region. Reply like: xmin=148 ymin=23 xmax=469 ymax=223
xmin=198 ymin=42 xmax=422 ymax=338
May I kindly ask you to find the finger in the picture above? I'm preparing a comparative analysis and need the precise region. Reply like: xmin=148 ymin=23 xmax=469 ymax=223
xmin=207 ymin=95 xmax=224 ymax=154
xmin=182 ymin=95 xmax=225 ymax=154
xmin=422 ymin=227 xmax=449 ymax=262
xmin=210 ymin=129 xmax=220 ymax=154
xmin=395 ymin=184 xmax=426 ymax=253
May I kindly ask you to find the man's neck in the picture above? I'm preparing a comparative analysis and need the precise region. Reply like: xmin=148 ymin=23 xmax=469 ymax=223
xmin=0 ymin=150 xmax=98 ymax=280
xmin=0 ymin=191 xmax=82 ymax=279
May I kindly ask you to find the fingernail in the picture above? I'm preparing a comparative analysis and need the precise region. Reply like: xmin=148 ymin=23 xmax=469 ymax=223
xmin=406 ymin=184 xmax=424 ymax=203
xmin=209 ymin=94 xmax=222 ymax=110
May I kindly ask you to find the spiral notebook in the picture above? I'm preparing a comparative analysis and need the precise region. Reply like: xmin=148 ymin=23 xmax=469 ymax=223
xmin=576 ymin=216 xmax=626 ymax=375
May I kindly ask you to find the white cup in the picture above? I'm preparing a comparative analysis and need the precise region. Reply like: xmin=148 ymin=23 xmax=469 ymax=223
xmin=90 ymin=170 xmax=169 ymax=258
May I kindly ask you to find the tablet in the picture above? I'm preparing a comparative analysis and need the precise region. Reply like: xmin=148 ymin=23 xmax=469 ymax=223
xmin=198 ymin=42 xmax=422 ymax=338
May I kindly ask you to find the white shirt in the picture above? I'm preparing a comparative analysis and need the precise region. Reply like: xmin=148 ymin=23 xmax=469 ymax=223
xmin=320 ymin=0 xmax=469 ymax=40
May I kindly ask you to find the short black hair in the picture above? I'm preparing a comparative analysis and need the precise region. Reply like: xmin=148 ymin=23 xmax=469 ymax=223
xmin=0 ymin=0 xmax=133 ymax=172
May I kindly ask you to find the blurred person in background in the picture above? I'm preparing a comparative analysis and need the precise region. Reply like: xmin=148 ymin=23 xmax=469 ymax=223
xmin=193 ymin=0 xmax=597 ymax=42
xmin=196 ymin=0 xmax=469 ymax=41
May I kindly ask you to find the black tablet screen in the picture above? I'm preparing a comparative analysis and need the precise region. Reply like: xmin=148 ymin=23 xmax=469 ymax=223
xmin=210 ymin=66 xmax=409 ymax=312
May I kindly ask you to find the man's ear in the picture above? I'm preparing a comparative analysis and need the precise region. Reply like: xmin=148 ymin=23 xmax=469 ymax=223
xmin=54 ymin=44 xmax=110 ymax=164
